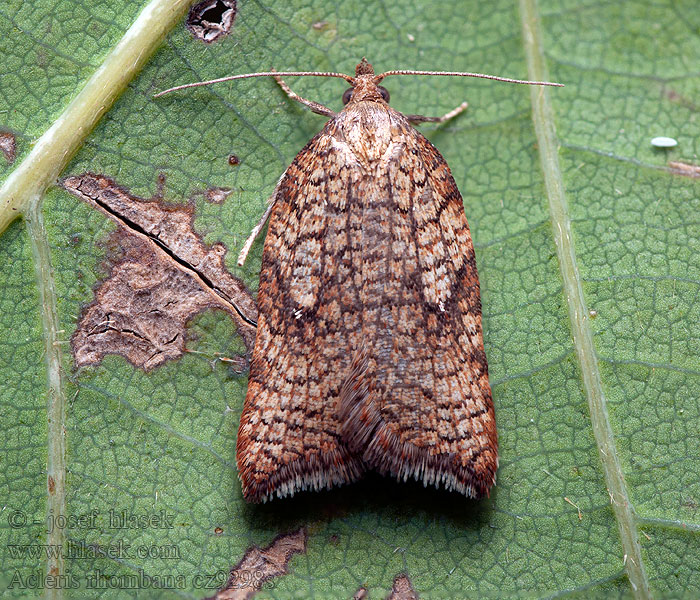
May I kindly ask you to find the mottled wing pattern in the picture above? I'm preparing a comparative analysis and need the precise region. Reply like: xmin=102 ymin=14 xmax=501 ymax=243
xmin=236 ymin=123 xmax=367 ymax=502
xmin=339 ymin=113 xmax=497 ymax=498
xmin=238 ymin=104 xmax=496 ymax=502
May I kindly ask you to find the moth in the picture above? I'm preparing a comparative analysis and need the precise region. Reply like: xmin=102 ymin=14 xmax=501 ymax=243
xmin=158 ymin=59 xmax=561 ymax=503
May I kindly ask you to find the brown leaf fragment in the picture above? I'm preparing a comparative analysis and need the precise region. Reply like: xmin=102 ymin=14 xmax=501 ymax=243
xmin=0 ymin=131 xmax=16 ymax=164
xmin=669 ymin=160 xmax=700 ymax=178
xmin=386 ymin=574 xmax=418 ymax=600
xmin=62 ymin=173 xmax=256 ymax=371
xmin=71 ymin=232 xmax=221 ymax=370
xmin=353 ymin=586 xmax=368 ymax=599
xmin=207 ymin=528 xmax=306 ymax=600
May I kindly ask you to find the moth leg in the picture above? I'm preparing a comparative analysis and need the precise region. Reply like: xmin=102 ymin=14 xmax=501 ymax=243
xmin=273 ymin=73 xmax=336 ymax=117
xmin=237 ymin=194 xmax=276 ymax=266
xmin=406 ymin=101 xmax=468 ymax=124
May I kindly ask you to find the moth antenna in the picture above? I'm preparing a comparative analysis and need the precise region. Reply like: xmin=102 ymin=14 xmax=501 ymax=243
xmin=154 ymin=71 xmax=354 ymax=98
xmin=375 ymin=69 xmax=563 ymax=87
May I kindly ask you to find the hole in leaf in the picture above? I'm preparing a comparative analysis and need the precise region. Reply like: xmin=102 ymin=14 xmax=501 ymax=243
xmin=186 ymin=0 xmax=237 ymax=44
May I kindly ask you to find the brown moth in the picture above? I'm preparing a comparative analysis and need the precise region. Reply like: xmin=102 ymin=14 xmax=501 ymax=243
xmin=157 ymin=59 xmax=561 ymax=503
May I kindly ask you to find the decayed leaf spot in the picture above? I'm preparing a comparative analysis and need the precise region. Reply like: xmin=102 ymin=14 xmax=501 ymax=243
xmin=387 ymin=574 xmax=418 ymax=600
xmin=228 ymin=154 xmax=240 ymax=166
xmin=207 ymin=528 xmax=306 ymax=600
xmin=204 ymin=187 xmax=232 ymax=204
xmin=665 ymin=89 xmax=698 ymax=111
xmin=186 ymin=0 xmax=237 ymax=43
xmin=48 ymin=475 xmax=55 ymax=495
xmin=669 ymin=160 xmax=700 ymax=178
xmin=353 ymin=586 xmax=368 ymax=599
xmin=0 ymin=131 xmax=16 ymax=164
xmin=155 ymin=172 xmax=167 ymax=198
xmin=62 ymin=173 xmax=256 ymax=371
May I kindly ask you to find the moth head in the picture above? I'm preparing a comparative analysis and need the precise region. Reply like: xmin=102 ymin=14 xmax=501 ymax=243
xmin=342 ymin=58 xmax=391 ymax=106
xmin=342 ymin=84 xmax=389 ymax=106
xmin=355 ymin=57 xmax=374 ymax=77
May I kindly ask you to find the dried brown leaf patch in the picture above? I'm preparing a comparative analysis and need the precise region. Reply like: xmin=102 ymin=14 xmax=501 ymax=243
xmin=63 ymin=173 xmax=256 ymax=371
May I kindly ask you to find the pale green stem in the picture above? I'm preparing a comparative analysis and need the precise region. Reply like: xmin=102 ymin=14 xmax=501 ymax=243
xmin=519 ymin=0 xmax=652 ymax=598
xmin=26 ymin=202 xmax=66 ymax=600
xmin=0 ymin=0 xmax=194 ymax=233
xmin=1 ymin=1 xmax=195 ymax=598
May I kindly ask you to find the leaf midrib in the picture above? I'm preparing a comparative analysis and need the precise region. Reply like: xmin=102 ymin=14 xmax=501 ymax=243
xmin=27 ymin=202 xmax=66 ymax=600
xmin=519 ymin=0 xmax=651 ymax=597
xmin=6 ymin=2 xmax=195 ymax=598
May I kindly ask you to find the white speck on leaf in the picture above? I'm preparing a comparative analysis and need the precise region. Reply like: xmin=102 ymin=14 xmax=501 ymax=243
xmin=651 ymin=136 xmax=677 ymax=148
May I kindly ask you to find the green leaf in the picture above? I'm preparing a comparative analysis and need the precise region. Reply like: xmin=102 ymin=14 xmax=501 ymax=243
xmin=1 ymin=0 xmax=699 ymax=598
